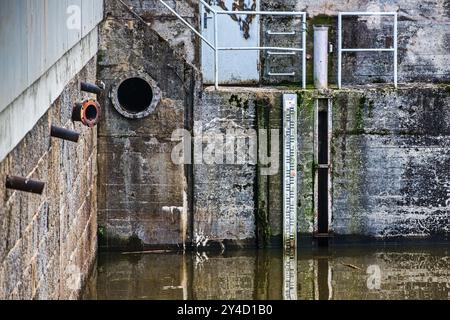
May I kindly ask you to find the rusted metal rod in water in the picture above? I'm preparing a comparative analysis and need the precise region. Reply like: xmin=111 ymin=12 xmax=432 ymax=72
xmin=80 ymin=81 xmax=103 ymax=95
xmin=5 ymin=176 xmax=45 ymax=195
xmin=50 ymin=125 xmax=80 ymax=143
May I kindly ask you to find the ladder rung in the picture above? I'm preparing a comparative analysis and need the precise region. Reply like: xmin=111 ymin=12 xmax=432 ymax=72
xmin=269 ymin=72 xmax=296 ymax=76
xmin=267 ymin=30 xmax=296 ymax=35
xmin=268 ymin=51 xmax=297 ymax=56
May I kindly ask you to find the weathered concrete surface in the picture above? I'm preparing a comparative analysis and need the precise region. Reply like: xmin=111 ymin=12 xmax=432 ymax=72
xmin=97 ymin=0 xmax=199 ymax=250
xmin=0 ymin=58 xmax=98 ymax=300
xmin=97 ymin=0 xmax=450 ymax=246
xmin=196 ymin=84 xmax=450 ymax=242
xmin=194 ymin=87 xmax=313 ymax=246
xmin=104 ymin=0 xmax=199 ymax=65
xmin=332 ymin=84 xmax=450 ymax=237
xmin=193 ymin=89 xmax=258 ymax=247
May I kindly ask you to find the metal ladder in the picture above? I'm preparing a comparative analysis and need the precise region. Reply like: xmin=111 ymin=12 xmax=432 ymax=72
xmin=266 ymin=23 xmax=305 ymax=79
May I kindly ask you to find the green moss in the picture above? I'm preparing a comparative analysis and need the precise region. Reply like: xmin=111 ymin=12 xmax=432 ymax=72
xmin=298 ymin=93 xmax=314 ymax=224
xmin=331 ymin=91 xmax=367 ymax=233
xmin=346 ymin=143 xmax=364 ymax=234
xmin=308 ymin=159 xmax=316 ymax=221
xmin=296 ymin=90 xmax=315 ymax=119
xmin=98 ymin=226 xmax=106 ymax=247
xmin=371 ymin=77 xmax=387 ymax=84
xmin=274 ymin=82 xmax=316 ymax=90
xmin=105 ymin=233 xmax=144 ymax=251
xmin=255 ymin=97 xmax=272 ymax=247
xmin=310 ymin=14 xmax=335 ymax=26
xmin=376 ymin=128 xmax=391 ymax=136
xmin=368 ymin=100 xmax=375 ymax=118
xmin=256 ymin=198 xmax=271 ymax=246
xmin=295 ymin=91 xmax=316 ymax=229
xmin=358 ymin=95 xmax=366 ymax=109
xmin=98 ymin=226 xmax=105 ymax=237
xmin=97 ymin=50 xmax=106 ymax=64
xmin=229 ymin=94 xmax=249 ymax=109
xmin=354 ymin=95 xmax=366 ymax=132
xmin=128 ymin=234 xmax=144 ymax=250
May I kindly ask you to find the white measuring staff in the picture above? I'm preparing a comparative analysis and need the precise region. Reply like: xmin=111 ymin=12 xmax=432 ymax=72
xmin=282 ymin=94 xmax=298 ymax=300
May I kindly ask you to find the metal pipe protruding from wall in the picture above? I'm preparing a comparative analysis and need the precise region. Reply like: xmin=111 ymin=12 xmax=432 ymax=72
xmin=50 ymin=125 xmax=80 ymax=143
xmin=80 ymin=81 xmax=104 ymax=95
xmin=314 ymin=25 xmax=329 ymax=89
xmin=72 ymin=99 xmax=102 ymax=128
xmin=5 ymin=176 xmax=45 ymax=195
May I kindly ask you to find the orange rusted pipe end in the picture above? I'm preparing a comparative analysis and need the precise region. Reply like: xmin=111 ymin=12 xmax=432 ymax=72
xmin=72 ymin=99 xmax=102 ymax=127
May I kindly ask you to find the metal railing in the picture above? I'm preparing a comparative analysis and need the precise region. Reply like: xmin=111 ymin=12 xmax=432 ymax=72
xmin=159 ymin=0 xmax=307 ymax=89
xmin=338 ymin=12 xmax=398 ymax=89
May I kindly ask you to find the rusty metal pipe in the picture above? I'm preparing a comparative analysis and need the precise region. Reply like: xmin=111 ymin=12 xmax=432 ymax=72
xmin=80 ymin=81 xmax=103 ymax=95
xmin=50 ymin=125 xmax=80 ymax=143
xmin=5 ymin=176 xmax=45 ymax=195
xmin=72 ymin=103 xmax=83 ymax=122
xmin=72 ymin=99 xmax=102 ymax=128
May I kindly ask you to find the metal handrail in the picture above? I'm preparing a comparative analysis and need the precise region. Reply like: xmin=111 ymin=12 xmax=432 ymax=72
xmin=338 ymin=12 xmax=398 ymax=89
xmin=158 ymin=0 xmax=215 ymax=49
xmin=159 ymin=0 xmax=307 ymax=89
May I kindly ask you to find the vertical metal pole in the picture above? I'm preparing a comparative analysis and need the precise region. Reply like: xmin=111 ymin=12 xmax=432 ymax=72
xmin=314 ymin=26 xmax=329 ymax=89
xmin=338 ymin=13 xmax=342 ymax=89
xmin=214 ymin=11 xmax=219 ymax=90
xmin=393 ymin=13 xmax=398 ymax=89
xmin=302 ymin=13 xmax=307 ymax=89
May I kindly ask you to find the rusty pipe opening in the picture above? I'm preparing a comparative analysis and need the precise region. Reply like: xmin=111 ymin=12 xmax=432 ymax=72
xmin=5 ymin=176 xmax=45 ymax=195
xmin=72 ymin=99 xmax=102 ymax=127
xmin=50 ymin=125 xmax=80 ymax=143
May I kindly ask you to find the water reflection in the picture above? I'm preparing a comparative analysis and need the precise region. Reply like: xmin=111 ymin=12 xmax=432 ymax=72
xmin=85 ymin=246 xmax=450 ymax=300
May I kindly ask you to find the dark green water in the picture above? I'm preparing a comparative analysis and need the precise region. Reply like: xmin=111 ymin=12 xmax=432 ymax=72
xmin=84 ymin=246 xmax=450 ymax=300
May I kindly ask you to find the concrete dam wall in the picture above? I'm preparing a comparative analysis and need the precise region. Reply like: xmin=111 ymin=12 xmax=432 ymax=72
xmin=0 ymin=0 xmax=449 ymax=301
xmin=96 ymin=0 xmax=450 ymax=250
